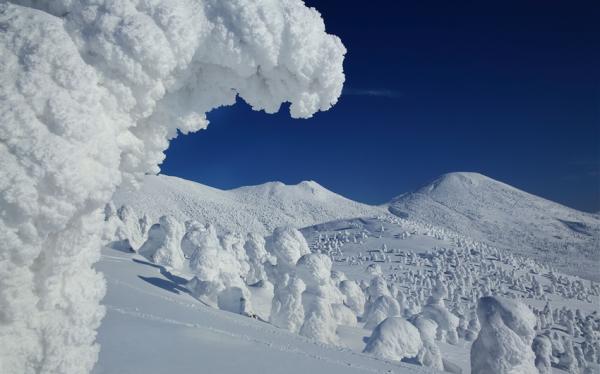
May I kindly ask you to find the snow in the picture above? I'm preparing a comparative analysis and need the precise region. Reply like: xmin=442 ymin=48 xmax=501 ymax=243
xmin=95 ymin=174 xmax=598 ymax=373
xmin=340 ymin=280 xmax=367 ymax=316
xmin=470 ymin=296 xmax=537 ymax=374
xmin=0 ymin=0 xmax=345 ymax=372
xmin=297 ymin=253 xmax=343 ymax=344
xmin=267 ymin=226 xmax=311 ymax=270
xmin=94 ymin=247 xmax=432 ymax=374
xmin=3 ymin=1 xmax=597 ymax=374
xmin=389 ymin=172 xmax=600 ymax=280
xmin=300 ymin=210 xmax=599 ymax=373
xmin=113 ymin=174 xmax=385 ymax=235
xmin=139 ymin=215 xmax=186 ymax=269
xmin=410 ymin=315 xmax=444 ymax=370
xmin=363 ymin=316 xmax=423 ymax=362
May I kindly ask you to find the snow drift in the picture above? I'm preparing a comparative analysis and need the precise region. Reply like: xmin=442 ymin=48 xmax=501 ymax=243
xmin=0 ymin=1 xmax=345 ymax=373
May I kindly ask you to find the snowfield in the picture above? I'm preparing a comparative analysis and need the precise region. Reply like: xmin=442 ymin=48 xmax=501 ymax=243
xmin=98 ymin=172 xmax=600 ymax=374
xmin=113 ymin=174 xmax=385 ymax=235
xmin=94 ymin=247 xmax=434 ymax=374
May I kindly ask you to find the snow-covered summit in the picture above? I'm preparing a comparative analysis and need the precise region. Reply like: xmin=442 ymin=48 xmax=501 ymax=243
xmin=232 ymin=179 xmax=333 ymax=200
xmin=388 ymin=172 xmax=600 ymax=280
xmin=113 ymin=175 xmax=385 ymax=235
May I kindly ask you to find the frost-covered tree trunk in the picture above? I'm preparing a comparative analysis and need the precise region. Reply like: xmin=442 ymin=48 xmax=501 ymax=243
xmin=0 ymin=1 xmax=345 ymax=372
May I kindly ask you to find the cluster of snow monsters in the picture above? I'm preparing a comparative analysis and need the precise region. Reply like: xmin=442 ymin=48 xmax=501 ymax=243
xmin=307 ymin=216 xmax=600 ymax=373
xmin=106 ymin=205 xmax=600 ymax=373
xmin=0 ymin=1 xmax=345 ymax=373
xmin=106 ymin=205 xmax=352 ymax=345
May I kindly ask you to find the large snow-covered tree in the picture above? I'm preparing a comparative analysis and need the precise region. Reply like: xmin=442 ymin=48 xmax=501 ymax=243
xmin=0 ymin=1 xmax=345 ymax=373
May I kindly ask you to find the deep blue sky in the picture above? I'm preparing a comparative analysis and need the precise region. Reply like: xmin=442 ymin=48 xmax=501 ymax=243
xmin=162 ymin=0 xmax=600 ymax=212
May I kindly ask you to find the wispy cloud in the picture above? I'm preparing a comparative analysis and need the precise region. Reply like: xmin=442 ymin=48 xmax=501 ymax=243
xmin=560 ymin=158 xmax=600 ymax=181
xmin=343 ymin=87 xmax=403 ymax=99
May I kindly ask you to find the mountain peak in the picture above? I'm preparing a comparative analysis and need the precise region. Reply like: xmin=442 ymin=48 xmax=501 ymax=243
xmin=388 ymin=171 xmax=600 ymax=280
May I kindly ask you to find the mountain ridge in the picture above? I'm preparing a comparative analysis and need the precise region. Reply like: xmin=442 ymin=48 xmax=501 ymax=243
xmin=113 ymin=174 xmax=385 ymax=236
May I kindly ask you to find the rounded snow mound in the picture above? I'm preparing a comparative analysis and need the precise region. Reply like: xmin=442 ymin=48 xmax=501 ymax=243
xmin=363 ymin=317 xmax=422 ymax=362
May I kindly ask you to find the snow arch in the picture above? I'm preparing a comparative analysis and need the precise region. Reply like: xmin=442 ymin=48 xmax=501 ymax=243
xmin=0 ymin=1 xmax=345 ymax=373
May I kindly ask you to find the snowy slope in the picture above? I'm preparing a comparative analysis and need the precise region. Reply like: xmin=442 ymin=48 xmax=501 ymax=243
xmin=94 ymin=247 xmax=435 ymax=374
xmin=96 ymin=214 xmax=596 ymax=374
xmin=300 ymin=215 xmax=598 ymax=373
xmin=388 ymin=172 xmax=600 ymax=280
xmin=113 ymin=174 xmax=385 ymax=235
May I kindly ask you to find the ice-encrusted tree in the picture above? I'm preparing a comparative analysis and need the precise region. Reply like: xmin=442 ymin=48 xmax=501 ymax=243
xmin=471 ymin=296 xmax=538 ymax=374
xmin=0 ymin=1 xmax=345 ymax=372
xmin=409 ymin=315 xmax=444 ymax=370
xmin=244 ymin=233 xmax=274 ymax=285
xmin=339 ymin=279 xmax=366 ymax=317
xmin=138 ymin=215 xmax=186 ymax=269
xmin=267 ymin=227 xmax=312 ymax=333
xmin=296 ymin=253 xmax=344 ymax=344
xmin=532 ymin=334 xmax=553 ymax=374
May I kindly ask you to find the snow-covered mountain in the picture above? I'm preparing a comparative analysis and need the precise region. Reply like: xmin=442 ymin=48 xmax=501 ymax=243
xmin=113 ymin=175 xmax=385 ymax=235
xmin=100 ymin=173 xmax=600 ymax=373
xmin=388 ymin=172 xmax=600 ymax=280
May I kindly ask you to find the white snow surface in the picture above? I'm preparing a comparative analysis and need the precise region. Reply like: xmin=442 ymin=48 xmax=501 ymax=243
xmin=94 ymin=247 xmax=437 ymax=374
xmin=389 ymin=172 xmax=600 ymax=280
xmin=94 ymin=185 xmax=599 ymax=374
xmin=113 ymin=174 xmax=385 ymax=235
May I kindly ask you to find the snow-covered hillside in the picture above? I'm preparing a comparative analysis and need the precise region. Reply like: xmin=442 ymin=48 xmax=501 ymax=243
xmin=388 ymin=172 xmax=600 ymax=280
xmin=97 ymin=208 xmax=600 ymax=374
xmin=100 ymin=173 xmax=600 ymax=373
xmin=113 ymin=174 xmax=385 ymax=235
xmin=94 ymin=247 xmax=432 ymax=374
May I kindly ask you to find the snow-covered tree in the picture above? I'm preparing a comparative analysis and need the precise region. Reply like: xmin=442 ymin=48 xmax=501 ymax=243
xmin=0 ymin=1 xmax=345 ymax=371
xmin=471 ymin=296 xmax=537 ymax=374
xmin=363 ymin=317 xmax=422 ymax=362
xmin=532 ymin=334 xmax=553 ymax=374
xmin=139 ymin=215 xmax=186 ymax=269
xmin=410 ymin=315 xmax=444 ymax=370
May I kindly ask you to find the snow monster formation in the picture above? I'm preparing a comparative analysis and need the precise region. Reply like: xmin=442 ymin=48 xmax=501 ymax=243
xmin=0 ymin=1 xmax=345 ymax=373
xmin=471 ymin=296 xmax=538 ymax=374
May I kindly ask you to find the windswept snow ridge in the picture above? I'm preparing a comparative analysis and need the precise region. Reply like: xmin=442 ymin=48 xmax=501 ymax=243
xmin=0 ymin=1 xmax=345 ymax=373
xmin=113 ymin=174 xmax=384 ymax=235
